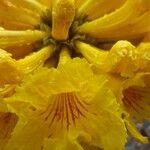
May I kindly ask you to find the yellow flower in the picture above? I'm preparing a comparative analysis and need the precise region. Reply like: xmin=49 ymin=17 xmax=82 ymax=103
xmin=0 ymin=0 xmax=149 ymax=150
xmin=120 ymin=73 xmax=150 ymax=144
xmin=106 ymin=73 xmax=150 ymax=144
xmin=6 ymin=56 xmax=127 ymax=150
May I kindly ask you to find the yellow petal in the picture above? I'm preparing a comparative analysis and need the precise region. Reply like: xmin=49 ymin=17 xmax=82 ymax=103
xmin=124 ymin=116 xmax=148 ymax=144
xmin=0 ymin=45 xmax=52 ymax=86
xmin=43 ymin=108 xmax=127 ymax=150
xmin=17 ymin=45 xmax=54 ymax=73
xmin=0 ymin=20 xmax=34 ymax=30
xmin=80 ymin=111 xmax=127 ymax=150
xmin=96 ymin=10 xmax=150 ymax=40
xmin=7 ymin=0 xmax=47 ymax=15
xmin=0 ymin=1 xmax=40 ymax=26
xmin=6 ymin=58 xmax=96 ymax=108
xmin=136 ymin=35 xmax=150 ymax=72
xmin=6 ymin=117 xmax=50 ymax=150
xmin=6 ymin=68 xmax=55 ymax=109
xmin=75 ymin=40 xmax=108 ymax=70
xmin=0 ymin=30 xmax=47 ymax=48
xmin=77 ymin=0 xmax=149 ymax=40
xmin=77 ymin=0 xmax=126 ymax=21
xmin=52 ymin=0 xmax=75 ymax=40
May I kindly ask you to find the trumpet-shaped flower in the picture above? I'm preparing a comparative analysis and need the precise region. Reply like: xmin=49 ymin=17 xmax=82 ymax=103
xmin=6 ymin=58 xmax=127 ymax=150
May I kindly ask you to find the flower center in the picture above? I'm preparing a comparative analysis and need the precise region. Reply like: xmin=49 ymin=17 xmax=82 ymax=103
xmin=40 ymin=14 xmax=84 ymax=52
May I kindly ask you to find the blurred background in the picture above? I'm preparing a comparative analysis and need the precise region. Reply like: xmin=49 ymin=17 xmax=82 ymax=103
xmin=125 ymin=122 xmax=150 ymax=150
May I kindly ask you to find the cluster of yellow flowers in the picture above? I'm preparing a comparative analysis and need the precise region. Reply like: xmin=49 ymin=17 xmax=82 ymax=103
xmin=0 ymin=0 xmax=150 ymax=150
